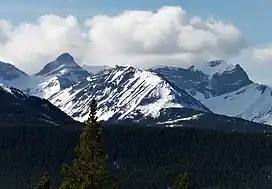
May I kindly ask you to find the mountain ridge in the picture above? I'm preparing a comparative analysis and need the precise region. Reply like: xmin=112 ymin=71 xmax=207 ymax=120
xmin=49 ymin=65 xmax=210 ymax=123
xmin=1 ymin=54 xmax=272 ymax=127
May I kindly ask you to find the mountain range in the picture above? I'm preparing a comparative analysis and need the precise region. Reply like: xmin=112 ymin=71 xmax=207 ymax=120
xmin=1 ymin=53 xmax=272 ymax=130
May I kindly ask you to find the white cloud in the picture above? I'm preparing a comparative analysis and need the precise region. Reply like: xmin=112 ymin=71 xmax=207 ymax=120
xmin=0 ymin=15 xmax=86 ymax=73
xmin=251 ymin=45 xmax=272 ymax=64
xmin=229 ymin=46 xmax=272 ymax=86
xmin=84 ymin=6 xmax=246 ymax=68
xmin=0 ymin=6 xmax=247 ymax=74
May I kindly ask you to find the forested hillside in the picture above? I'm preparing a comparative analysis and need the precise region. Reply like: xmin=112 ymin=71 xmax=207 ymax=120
xmin=1 ymin=125 xmax=272 ymax=189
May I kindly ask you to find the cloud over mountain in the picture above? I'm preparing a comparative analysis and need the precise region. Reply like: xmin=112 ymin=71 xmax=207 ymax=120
xmin=0 ymin=6 xmax=246 ymax=73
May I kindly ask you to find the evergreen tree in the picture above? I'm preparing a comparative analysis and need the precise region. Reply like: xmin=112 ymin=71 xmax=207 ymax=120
xmin=59 ymin=98 xmax=115 ymax=189
xmin=34 ymin=172 xmax=52 ymax=189
xmin=173 ymin=173 xmax=190 ymax=189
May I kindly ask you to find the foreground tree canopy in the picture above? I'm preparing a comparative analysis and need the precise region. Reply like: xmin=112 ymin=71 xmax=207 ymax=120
xmin=173 ymin=173 xmax=190 ymax=189
xmin=34 ymin=172 xmax=52 ymax=189
xmin=59 ymin=99 xmax=115 ymax=189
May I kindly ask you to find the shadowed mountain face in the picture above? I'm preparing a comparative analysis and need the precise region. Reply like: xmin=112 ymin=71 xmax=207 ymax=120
xmin=149 ymin=61 xmax=272 ymax=125
xmin=0 ymin=84 xmax=79 ymax=128
xmin=36 ymin=53 xmax=91 ymax=82
xmin=0 ymin=61 xmax=28 ymax=81
xmin=151 ymin=60 xmax=253 ymax=99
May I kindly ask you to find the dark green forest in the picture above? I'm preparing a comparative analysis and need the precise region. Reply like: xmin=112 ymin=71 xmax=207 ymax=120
xmin=0 ymin=125 xmax=272 ymax=189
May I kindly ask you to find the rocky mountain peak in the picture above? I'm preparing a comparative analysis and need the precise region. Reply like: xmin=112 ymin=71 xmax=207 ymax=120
xmin=151 ymin=60 xmax=252 ymax=99
xmin=56 ymin=53 xmax=75 ymax=63
xmin=35 ymin=53 xmax=90 ymax=78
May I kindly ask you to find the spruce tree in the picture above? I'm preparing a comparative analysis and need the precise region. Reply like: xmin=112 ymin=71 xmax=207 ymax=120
xmin=59 ymin=98 xmax=115 ymax=189
xmin=34 ymin=172 xmax=52 ymax=189
xmin=173 ymin=173 xmax=190 ymax=189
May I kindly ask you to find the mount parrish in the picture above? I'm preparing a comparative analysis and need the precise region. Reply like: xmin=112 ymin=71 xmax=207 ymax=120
xmin=151 ymin=60 xmax=272 ymax=125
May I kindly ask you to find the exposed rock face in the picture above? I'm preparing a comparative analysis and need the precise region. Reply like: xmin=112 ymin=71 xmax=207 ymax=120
xmin=151 ymin=60 xmax=253 ymax=99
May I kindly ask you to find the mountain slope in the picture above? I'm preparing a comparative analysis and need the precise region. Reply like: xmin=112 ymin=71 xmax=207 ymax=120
xmin=151 ymin=60 xmax=252 ymax=100
xmin=203 ymin=83 xmax=272 ymax=125
xmin=27 ymin=76 xmax=63 ymax=99
xmin=0 ymin=83 xmax=78 ymax=127
xmin=49 ymin=66 xmax=209 ymax=122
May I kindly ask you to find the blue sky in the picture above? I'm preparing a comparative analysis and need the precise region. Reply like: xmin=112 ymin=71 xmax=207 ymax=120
xmin=1 ymin=0 xmax=272 ymax=45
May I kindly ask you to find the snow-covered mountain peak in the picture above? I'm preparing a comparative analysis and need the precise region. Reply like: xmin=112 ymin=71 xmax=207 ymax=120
xmin=26 ymin=53 xmax=91 ymax=99
xmin=35 ymin=53 xmax=90 ymax=79
xmin=192 ymin=60 xmax=236 ymax=78
xmin=55 ymin=53 xmax=75 ymax=62
xmin=49 ymin=66 xmax=209 ymax=122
